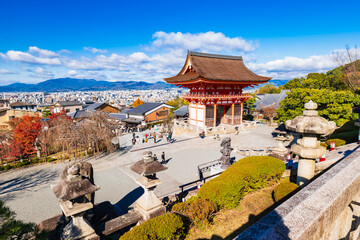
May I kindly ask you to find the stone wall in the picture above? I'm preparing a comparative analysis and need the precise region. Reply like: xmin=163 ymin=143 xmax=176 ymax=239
xmin=236 ymin=146 xmax=360 ymax=240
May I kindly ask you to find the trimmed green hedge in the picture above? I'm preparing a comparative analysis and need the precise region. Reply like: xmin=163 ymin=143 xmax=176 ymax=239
xmin=197 ymin=156 xmax=285 ymax=209
xmin=328 ymin=120 xmax=358 ymax=144
xmin=325 ymin=139 xmax=346 ymax=148
xmin=172 ymin=197 xmax=217 ymax=227
xmin=273 ymin=181 xmax=300 ymax=202
xmin=120 ymin=213 xmax=186 ymax=240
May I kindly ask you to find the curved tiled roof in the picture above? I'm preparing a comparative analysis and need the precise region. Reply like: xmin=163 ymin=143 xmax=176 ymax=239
xmin=164 ymin=51 xmax=271 ymax=84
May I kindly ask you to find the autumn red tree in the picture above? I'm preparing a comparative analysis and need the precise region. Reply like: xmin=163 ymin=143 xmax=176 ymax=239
xmin=12 ymin=115 xmax=42 ymax=158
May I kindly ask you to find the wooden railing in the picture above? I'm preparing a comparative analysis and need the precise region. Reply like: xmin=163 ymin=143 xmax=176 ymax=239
xmin=181 ymin=93 xmax=251 ymax=99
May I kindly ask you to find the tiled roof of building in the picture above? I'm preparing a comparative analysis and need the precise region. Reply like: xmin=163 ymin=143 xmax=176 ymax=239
xmin=10 ymin=102 xmax=37 ymax=107
xmin=84 ymin=102 xmax=104 ymax=111
xmin=109 ymin=113 xmax=127 ymax=120
xmin=174 ymin=105 xmax=189 ymax=117
xmin=164 ymin=51 xmax=271 ymax=84
xmin=126 ymin=102 xmax=164 ymax=115
xmin=255 ymin=90 xmax=289 ymax=111
xmin=57 ymin=101 xmax=82 ymax=107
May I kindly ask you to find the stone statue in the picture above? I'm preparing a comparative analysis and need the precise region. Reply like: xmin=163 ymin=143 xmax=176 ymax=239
xmin=220 ymin=137 xmax=233 ymax=169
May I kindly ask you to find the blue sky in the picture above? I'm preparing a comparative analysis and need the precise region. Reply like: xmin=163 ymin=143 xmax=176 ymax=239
xmin=0 ymin=0 xmax=359 ymax=85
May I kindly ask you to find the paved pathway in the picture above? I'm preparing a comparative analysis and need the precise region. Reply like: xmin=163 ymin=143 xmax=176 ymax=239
xmin=0 ymin=125 xmax=280 ymax=223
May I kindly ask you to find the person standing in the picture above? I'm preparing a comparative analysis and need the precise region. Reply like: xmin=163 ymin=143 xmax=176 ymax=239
xmin=153 ymin=154 xmax=158 ymax=161
xmin=161 ymin=151 xmax=165 ymax=163
xmin=153 ymin=132 xmax=156 ymax=143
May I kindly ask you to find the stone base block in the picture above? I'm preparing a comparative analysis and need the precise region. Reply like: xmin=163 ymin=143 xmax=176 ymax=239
xmin=134 ymin=205 xmax=166 ymax=221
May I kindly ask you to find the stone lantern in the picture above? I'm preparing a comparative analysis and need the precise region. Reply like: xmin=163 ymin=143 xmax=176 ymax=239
xmin=130 ymin=150 xmax=168 ymax=221
xmin=51 ymin=165 xmax=100 ymax=240
xmin=285 ymin=100 xmax=336 ymax=186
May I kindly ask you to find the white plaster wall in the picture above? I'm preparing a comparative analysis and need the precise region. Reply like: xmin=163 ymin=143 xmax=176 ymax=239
xmin=197 ymin=108 xmax=204 ymax=121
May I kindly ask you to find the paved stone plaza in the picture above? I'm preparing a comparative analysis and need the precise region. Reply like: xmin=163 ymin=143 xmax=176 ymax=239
xmin=0 ymin=124 xmax=352 ymax=224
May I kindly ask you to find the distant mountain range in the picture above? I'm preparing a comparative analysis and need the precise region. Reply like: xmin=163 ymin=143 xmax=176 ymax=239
xmin=0 ymin=78 xmax=174 ymax=92
xmin=0 ymin=78 xmax=289 ymax=92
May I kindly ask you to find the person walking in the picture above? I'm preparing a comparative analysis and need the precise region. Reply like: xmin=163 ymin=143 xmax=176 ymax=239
xmin=132 ymin=138 xmax=136 ymax=145
xmin=153 ymin=132 xmax=156 ymax=143
xmin=161 ymin=151 xmax=165 ymax=163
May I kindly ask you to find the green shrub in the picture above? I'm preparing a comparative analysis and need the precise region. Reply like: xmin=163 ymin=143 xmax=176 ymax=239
xmin=31 ymin=157 xmax=40 ymax=164
xmin=243 ymin=114 xmax=254 ymax=121
xmin=4 ymin=165 xmax=12 ymax=171
xmin=120 ymin=213 xmax=186 ymax=240
xmin=15 ymin=160 xmax=30 ymax=168
xmin=172 ymin=197 xmax=217 ymax=226
xmin=332 ymin=120 xmax=357 ymax=134
xmin=320 ymin=142 xmax=328 ymax=148
xmin=0 ymin=200 xmax=35 ymax=239
xmin=198 ymin=156 xmax=285 ymax=209
xmin=325 ymin=139 xmax=346 ymax=148
xmin=46 ymin=157 xmax=56 ymax=162
xmin=273 ymin=181 xmax=300 ymax=202
xmin=329 ymin=131 xmax=358 ymax=144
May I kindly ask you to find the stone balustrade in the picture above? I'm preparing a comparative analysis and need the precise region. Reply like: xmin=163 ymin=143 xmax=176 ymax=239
xmin=236 ymin=147 xmax=360 ymax=240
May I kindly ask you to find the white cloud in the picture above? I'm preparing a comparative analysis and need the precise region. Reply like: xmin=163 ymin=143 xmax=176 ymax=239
xmin=0 ymin=69 xmax=15 ymax=74
xmin=151 ymin=31 xmax=256 ymax=53
xmin=28 ymin=46 xmax=58 ymax=58
xmin=248 ymin=53 xmax=337 ymax=79
xmin=0 ymin=50 xmax=61 ymax=65
xmin=29 ymin=67 xmax=54 ymax=79
xmin=84 ymin=47 xmax=108 ymax=54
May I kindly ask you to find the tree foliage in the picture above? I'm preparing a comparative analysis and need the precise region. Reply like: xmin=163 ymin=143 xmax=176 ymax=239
xmin=166 ymin=96 xmax=189 ymax=111
xmin=12 ymin=115 xmax=42 ymax=158
xmin=257 ymin=84 xmax=281 ymax=94
xmin=133 ymin=98 xmax=144 ymax=108
xmin=277 ymin=88 xmax=360 ymax=125
xmin=243 ymin=94 xmax=256 ymax=111
xmin=333 ymin=45 xmax=360 ymax=92
xmin=281 ymin=71 xmax=348 ymax=91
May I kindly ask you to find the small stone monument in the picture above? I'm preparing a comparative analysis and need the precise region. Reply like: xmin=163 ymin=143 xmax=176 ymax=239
xmin=130 ymin=151 xmax=167 ymax=221
xmin=286 ymin=100 xmax=336 ymax=186
xmin=51 ymin=165 xmax=100 ymax=240
xmin=220 ymin=137 xmax=233 ymax=169
xmin=272 ymin=131 xmax=289 ymax=158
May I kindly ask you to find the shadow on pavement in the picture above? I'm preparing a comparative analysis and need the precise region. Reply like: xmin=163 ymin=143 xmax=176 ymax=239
xmin=114 ymin=187 xmax=144 ymax=214
xmin=0 ymin=169 xmax=59 ymax=201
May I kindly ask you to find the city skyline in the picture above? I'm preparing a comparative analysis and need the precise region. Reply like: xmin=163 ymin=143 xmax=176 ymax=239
xmin=0 ymin=0 xmax=359 ymax=86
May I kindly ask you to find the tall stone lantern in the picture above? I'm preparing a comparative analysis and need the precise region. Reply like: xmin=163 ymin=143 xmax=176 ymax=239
xmin=130 ymin=151 xmax=168 ymax=221
xmin=51 ymin=165 xmax=100 ymax=240
xmin=285 ymin=100 xmax=336 ymax=186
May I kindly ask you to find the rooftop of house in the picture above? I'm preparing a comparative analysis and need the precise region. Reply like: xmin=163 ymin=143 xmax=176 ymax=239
xmin=10 ymin=102 xmax=37 ymax=107
xmin=126 ymin=102 xmax=165 ymax=115
xmin=56 ymin=101 xmax=83 ymax=107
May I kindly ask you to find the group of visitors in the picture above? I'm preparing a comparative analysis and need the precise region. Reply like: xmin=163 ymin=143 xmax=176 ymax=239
xmin=153 ymin=151 xmax=166 ymax=164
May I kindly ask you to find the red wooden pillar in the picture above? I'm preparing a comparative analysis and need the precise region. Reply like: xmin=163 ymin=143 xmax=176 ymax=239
xmin=231 ymin=103 xmax=235 ymax=125
xmin=213 ymin=104 xmax=217 ymax=127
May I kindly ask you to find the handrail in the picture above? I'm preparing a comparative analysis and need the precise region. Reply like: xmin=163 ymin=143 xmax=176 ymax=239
xmin=179 ymin=172 xmax=222 ymax=193
xmin=182 ymin=94 xmax=251 ymax=99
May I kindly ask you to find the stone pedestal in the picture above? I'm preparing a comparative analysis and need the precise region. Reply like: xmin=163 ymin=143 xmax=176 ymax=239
xmin=61 ymin=214 xmax=99 ymax=240
xmin=134 ymin=176 xmax=166 ymax=221
xmin=297 ymin=159 xmax=316 ymax=186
